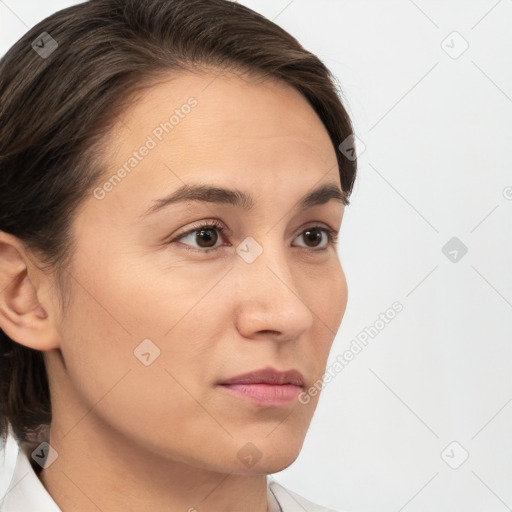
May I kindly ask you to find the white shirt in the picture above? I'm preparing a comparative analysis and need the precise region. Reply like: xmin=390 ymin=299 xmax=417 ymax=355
xmin=0 ymin=427 xmax=339 ymax=512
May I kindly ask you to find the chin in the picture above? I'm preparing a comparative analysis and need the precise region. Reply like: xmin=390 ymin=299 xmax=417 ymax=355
xmin=264 ymin=452 xmax=300 ymax=473
xmin=233 ymin=438 xmax=304 ymax=476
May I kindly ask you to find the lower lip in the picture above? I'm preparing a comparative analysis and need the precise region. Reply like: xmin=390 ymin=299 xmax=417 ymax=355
xmin=218 ymin=383 xmax=302 ymax=406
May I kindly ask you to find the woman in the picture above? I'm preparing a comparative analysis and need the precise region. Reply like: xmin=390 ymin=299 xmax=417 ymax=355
xmin=0 ymin=0 xmax=357 ymax=510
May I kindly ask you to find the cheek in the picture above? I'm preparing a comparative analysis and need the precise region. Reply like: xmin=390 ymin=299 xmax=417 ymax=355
xmin=306 ymin=260 xmax=348 ymax=387
xmin=332 ymin=263 xmax=349 ymax=325
xmin=307 ymin=258 xmax=348 ymax=336
xmin=55 ymin=256 xmax=222 ymax=437
xmin=56 ymin=286 xmax=221 ymax=464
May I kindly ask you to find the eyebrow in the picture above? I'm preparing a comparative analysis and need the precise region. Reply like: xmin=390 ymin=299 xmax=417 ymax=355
xmin=141 ymin=182 xmax=347 ymax=218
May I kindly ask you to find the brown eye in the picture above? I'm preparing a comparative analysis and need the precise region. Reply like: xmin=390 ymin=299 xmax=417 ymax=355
xmin=170 ymin=220 xmax=226 ymax=252
xmin=302 ymin=228 xmax=324 ymax=248
xmin=293 ymin=226 xmax=336 ymax=250
xmin=194 ymin=228 xmax=219 ymax=248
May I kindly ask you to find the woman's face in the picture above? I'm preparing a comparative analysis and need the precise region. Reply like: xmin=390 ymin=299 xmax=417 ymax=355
xmin=45 ymin=70 xmax=348 ymax=475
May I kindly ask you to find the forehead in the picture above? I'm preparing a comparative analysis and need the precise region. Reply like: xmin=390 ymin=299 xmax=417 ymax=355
xmin=104 ymin=69 xmax=336 ymax=167
xmin=83 ymin=70 xmax=340 ymax=226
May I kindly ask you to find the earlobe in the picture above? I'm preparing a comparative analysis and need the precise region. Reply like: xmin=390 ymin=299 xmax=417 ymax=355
xmin=0 ymin=231 xmax=60 ymax=351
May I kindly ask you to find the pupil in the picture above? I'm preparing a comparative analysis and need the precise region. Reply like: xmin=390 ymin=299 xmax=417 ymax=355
xmin=197 ymin=228 xmax=217 ymax=247
xmin=305 ymin=228 xmax=321 ymax=247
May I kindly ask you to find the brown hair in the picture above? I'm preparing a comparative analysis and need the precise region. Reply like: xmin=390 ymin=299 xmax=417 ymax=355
xmin=0 ymin=0 xmax=357 ymax=446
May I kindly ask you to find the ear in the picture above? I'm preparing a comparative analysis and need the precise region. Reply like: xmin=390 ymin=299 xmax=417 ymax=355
xmin=0 ymin=230 xmax=61 ymax=351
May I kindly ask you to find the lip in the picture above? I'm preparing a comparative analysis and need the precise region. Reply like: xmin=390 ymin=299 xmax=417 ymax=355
xmin=219 ymin=367 xmax=305 ymax=386
xmin=218 ymin=367 xmax=304 ymax=407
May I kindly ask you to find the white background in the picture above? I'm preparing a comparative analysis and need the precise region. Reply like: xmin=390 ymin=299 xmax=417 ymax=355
xmin=1 ymin=1 xmax=511 ymax=511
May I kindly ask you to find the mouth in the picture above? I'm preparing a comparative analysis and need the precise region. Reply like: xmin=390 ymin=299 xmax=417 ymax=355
xmin=217 ymin=367 xmax=305 ymax=407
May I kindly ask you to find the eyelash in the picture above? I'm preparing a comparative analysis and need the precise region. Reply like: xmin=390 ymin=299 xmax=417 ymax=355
xmin=168 ymin=219 xmax=339 ymax=254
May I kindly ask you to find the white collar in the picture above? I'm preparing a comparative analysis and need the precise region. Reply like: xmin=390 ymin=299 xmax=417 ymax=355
xmin=0 ymin=428 xmax=61 ymax=511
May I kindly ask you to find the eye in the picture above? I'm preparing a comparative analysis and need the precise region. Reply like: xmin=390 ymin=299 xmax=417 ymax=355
xmin=168 ymin=220 xmax=339 ymax=253
xmin=171 ymin=219 xmax=227 ymax=253
xmin=294 ymin=225 xmax=339 ymax=249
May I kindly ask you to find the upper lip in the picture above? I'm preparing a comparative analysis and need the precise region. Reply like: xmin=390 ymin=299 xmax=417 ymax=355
xmin=219 ymin=367 xmax=304 ymax=387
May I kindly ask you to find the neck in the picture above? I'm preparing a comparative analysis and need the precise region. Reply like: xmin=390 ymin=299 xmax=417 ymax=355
xmin=38 ymin=415 xmax=269 ymax=512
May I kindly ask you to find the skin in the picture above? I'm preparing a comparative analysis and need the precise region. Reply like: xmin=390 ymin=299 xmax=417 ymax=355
xmin=0 ymin=69 xmax=348 ymax=512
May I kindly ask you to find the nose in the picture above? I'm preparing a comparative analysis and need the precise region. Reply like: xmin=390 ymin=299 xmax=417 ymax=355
xmin=232 ymin=239 xmax=315 ymax=342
